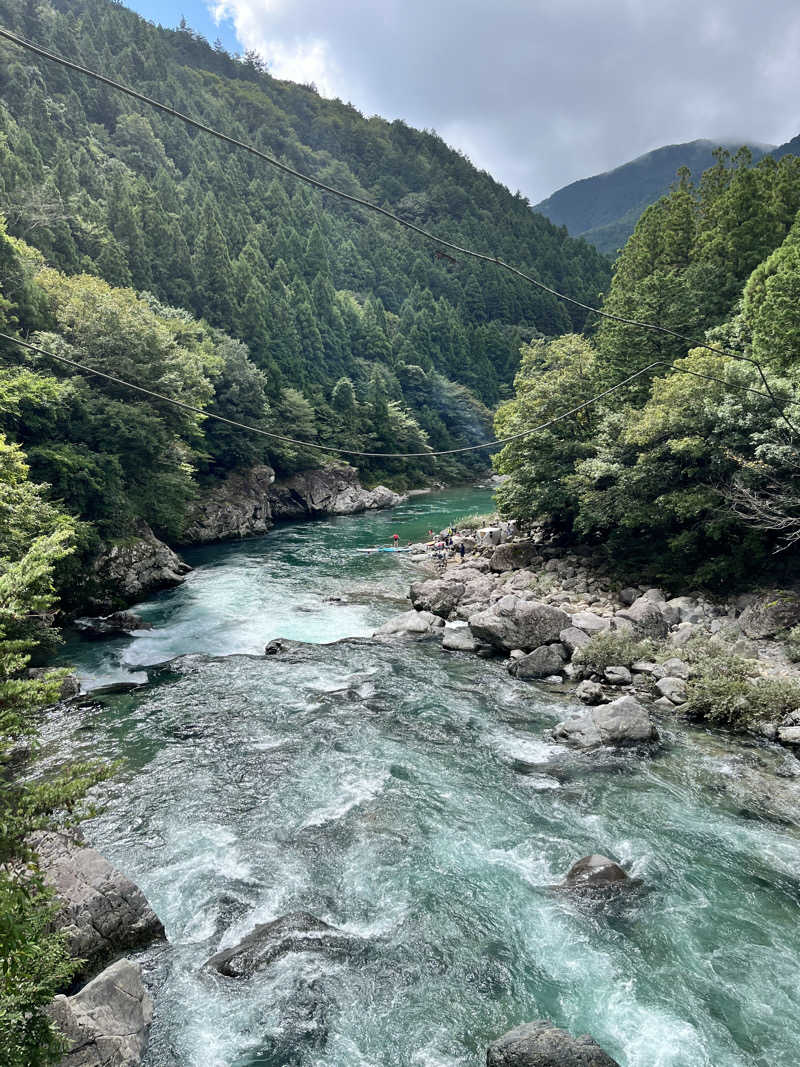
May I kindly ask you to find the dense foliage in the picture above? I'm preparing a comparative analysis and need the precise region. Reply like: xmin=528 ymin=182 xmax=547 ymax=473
xmin=0 ymin=0 xmax=608 ymax=493
xmin=0 ymin=434 xmax=107 ymax=1065
xmin=496 ymin=150 xmax=800 ymax=588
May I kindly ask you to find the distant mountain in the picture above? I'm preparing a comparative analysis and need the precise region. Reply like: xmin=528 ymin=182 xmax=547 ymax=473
xmin=534 ymin=139 xmax=775 ymax=256
xmin=773 ymin=133 xmax=800 ymax=160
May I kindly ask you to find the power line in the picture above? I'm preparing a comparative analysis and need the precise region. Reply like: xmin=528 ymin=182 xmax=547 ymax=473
xmin=0 ymin=330 xmax=785 ymax=460
xmin=0 ymin=25 xmax=796 ymax=437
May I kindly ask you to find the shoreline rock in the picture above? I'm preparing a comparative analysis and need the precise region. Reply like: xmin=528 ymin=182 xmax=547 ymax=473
xmin=87 ymin=521 xmax=190 ymax=614
xmin=33 ymin=831 xmax=166 ymax=986
xmin=50 ymin=958 xmax=153 ymax=1067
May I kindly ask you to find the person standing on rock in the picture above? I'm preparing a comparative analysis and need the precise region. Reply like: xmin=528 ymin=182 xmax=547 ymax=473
xmin=459 ymin=542 xmax=466 ymax=560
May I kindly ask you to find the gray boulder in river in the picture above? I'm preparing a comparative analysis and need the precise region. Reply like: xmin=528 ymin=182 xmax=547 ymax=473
xmin=469 ymin=597 xmax=570 ymax=652
xmin=551 ymin=695 xmax=658 ymax=750
xmin=88 ymin=521 xmax=190 ymax=613
xmin=206 ymin=911 xmax=360 ymax=978
xmin=486 ymin=1020 xmax=620 ymax=1066
xmin=33 ymin=832 xmax=165 ymax=984
xmin=50 ymin=958 xmax=153 ymax=1067
xmin=558 ymin=854 xmax=638 ymax=890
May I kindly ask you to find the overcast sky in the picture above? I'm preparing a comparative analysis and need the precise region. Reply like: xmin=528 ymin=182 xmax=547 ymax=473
xmin=131 ymin=0 xmax=800 ymax=203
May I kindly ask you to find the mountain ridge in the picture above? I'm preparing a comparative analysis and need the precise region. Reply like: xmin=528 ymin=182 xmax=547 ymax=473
xmin=534 ymin=137 xmax=780 ymax=255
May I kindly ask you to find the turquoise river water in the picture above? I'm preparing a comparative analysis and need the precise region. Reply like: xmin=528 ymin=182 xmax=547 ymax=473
xmin=44 ymin=488 xmax=800 ymax=1066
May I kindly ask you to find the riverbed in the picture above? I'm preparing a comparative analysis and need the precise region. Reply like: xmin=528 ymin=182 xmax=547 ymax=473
xmin=46 ymin=488 xmax=800 ymax=1066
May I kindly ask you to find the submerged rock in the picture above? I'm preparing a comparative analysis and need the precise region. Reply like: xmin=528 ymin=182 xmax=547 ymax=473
xmin=32 ymin=832 xmax=165 ymax=984
xmin=559 ymin=854 xmax=638 ymax=891
xmin=551 ymin=695 xmax=658 ymax=750
xmin=468 ymin=597 xmax=570 ymax=653
xmin=75 ymin=612 xmax=153 ymax=640
xmin=206 ymin=911 xmax=359 ymax=978
xmin=486 ymin=1019 xmax=620 ymax=1066
xmin=50 ymin=958 xmax=153 ymax=1067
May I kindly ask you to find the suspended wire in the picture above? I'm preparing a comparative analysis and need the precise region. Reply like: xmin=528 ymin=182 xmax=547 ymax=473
xmin=0 ymin=25 xmax=796 ymax=438
xmin=0 ymin=330 xmax=785 ymax=459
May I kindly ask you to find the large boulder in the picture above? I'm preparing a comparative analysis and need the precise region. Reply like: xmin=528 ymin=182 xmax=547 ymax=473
xmin=181 ymin=464 xmax=276 ymax=544
xmin=409 ymin=578 xmax=465 ymax=618
xmin=655 ymin=676 xmax=688 ymax=704
xmin=373 ymin=610 xmax=444 ymax=639
xmin=551 ymin=696 xmax=658 ymax=750
xmin=559 ymin=627 xmax=591 ymax=654
xmin=739 ymin=590 xmax=800 ymax=639
xmin=486 ymin=1020 xmax=619 ymax=1066
xmin=88 ymin=521 xmax=190 ymax=612
xmin=570 ymin=611 xmax=610 ymax=635
xmin=50 ymin=959 xmax=153 ymax=1067
xmin=490 ymin=541 xmax=540 ymax=573
xmin=614 ymin=597 xmax=668 ymax=640
xmin=206 ymin=912 xmax=359 ymax=978
xmin=33 ymin=832 xmax=165 ymax=984
xmin=559 ymin=854 xmax=636 ymax=890
xmin=510 ymin=644 xmax=569 ymax=679
xmin=442 ymin=627 xmax=479 ymax=653
xmin=469 ymin=597 xmax=570 ymax=653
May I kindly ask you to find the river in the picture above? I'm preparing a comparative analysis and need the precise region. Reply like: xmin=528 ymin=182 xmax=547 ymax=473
xmin=45 ymin=488 xmax=800 ymax=1067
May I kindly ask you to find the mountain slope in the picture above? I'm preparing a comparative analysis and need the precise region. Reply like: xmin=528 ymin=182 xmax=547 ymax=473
xmin=535 ymin=139 xmax=773 ymax=255
xmin=0 ymin=0 xmax=610 ymax=427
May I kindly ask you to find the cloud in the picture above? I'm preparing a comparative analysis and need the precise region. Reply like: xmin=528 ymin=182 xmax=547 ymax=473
xmin=210 ymin=0 xmax=800 ymax=203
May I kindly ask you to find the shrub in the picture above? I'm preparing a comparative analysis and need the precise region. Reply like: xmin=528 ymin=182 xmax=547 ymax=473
xmin=782 ymin=625 xmax=800 ymax=663
xmin=572 ymin=632 xmax=654 ymax=673
xmin=680 ymin=639 xmax=800 ymax=729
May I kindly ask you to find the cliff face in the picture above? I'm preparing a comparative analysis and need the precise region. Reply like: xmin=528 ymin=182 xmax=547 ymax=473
xmin=83 ymin=467 xmax=406 ymax=611
xmin=183 ymin=465 xmax=406 ymax=544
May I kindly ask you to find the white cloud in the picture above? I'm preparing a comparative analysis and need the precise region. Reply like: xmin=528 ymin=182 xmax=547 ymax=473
xmin=207 ymin=0 xmax=800 ymax=202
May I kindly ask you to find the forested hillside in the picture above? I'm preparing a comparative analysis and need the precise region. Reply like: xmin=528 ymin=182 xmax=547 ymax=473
xmin=0 ymin=0 xmax=608 ymax=484
xmin=534 ymin=140 xmax=773 ymax=255
xmin=496 ymin=149 xmax=800 ymax=587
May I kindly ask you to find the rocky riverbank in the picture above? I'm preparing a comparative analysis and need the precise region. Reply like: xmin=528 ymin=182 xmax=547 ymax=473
xmin=83 ymin=465 xmax=405 ymax=613
xmin=377 ymin=522 xmax=800 ymax=754
xmin=32 ymin=831 xmax=165 ymax=1066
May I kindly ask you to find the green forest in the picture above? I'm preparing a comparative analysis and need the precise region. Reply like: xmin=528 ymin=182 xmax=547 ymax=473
xmin=496 ymin=149 xmax=800 ymax=587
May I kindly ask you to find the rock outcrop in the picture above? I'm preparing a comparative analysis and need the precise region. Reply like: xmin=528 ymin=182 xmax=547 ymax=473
xmin=551 ymin=696 xmax=658 ymax=750
xmin=89 ymin=521 xmax=190 ymax=612
xmin=206 ymin=911 xmax=359 ymax=978
xmin=268 ymin=466 xmax=405 ymax=521
xmin=182 ymin=464 xmax=277 ymax=544
xmin=50 ymin=959 xmax=153 ymax=1067
xmin=33 ymin=832 xmax=165 ymax=984
xmin=614 ymin=596 xmax=669 ymax=640
xmin=486 ymin=1020 xmax=620 ymax=1066
xmin=183 ymin=465 xmax=405 ymax=544
xmin=469 ymin=597 xmax=570 ymax=653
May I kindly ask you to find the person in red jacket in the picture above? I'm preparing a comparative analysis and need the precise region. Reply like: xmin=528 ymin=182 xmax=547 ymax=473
xmin=392 ymin=532 xmax=399 ymax=546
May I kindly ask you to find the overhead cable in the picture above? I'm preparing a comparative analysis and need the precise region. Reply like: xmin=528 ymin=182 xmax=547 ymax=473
xmin=0 ymin=25 xmax=796 ymax=436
